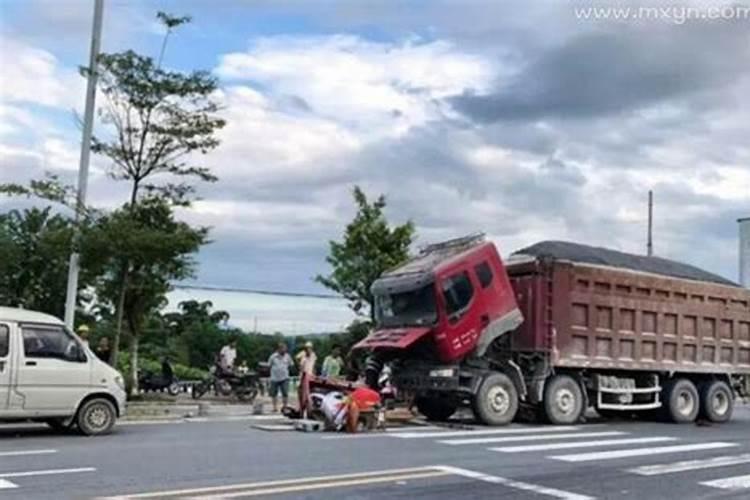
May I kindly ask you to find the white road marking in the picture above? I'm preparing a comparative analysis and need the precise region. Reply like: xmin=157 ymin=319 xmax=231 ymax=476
xmin=0 ymin=467 xmax=96 ymax=479
xmin=630 ymin=453 xmax=750 ymax=476
xmin=98 ymin=466 xmax=444 ymax=499
xmin=440 ymin=431 xmax=626 ymax=446
xmin=701 ymin=474 xmax=750 ymax=491
xmin=0 ymin=449 xmax=57 ymax=457
xmin=435 ymin=465 xmax=595 ymax=500
xmin=386 ymin=426 xmax=442 ymax=432
xmin=322 ymin=426 xmax=445 ymax=440
xmin=551 ymin=442 xmax=737 ymax=462
xmin=492 ymin=436 xmax=676 ymax=453
xmin=393 ymin=425 xmax=586 ymax=439
xmin=0 ymin=479 xmax=18 ymax=489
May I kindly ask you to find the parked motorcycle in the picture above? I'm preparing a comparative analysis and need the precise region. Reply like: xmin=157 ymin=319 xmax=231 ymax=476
xmin=191 ymin=364 xmax=260 ymax=402
xmin=139 ymin=359 xmax=180 ymax=396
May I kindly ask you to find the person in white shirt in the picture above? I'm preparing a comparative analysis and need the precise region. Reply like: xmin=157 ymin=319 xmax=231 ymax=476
xmin=218 ymin=339 xmax=238 ymax=375
xmin=296 ymin=341 xmax=317 ymax=376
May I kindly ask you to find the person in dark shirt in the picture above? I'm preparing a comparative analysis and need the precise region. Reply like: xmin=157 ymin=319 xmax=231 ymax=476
xmin=95 ymin=337 xmax=112 ymax=364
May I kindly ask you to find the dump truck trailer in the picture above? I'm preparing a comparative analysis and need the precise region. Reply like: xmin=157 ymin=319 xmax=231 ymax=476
xmin=354 ymin=236 xmax=750 ymax=426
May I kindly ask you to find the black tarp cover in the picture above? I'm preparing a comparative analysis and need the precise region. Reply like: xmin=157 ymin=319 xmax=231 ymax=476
xmin=512 ymin=240 xmax=739 ymax=287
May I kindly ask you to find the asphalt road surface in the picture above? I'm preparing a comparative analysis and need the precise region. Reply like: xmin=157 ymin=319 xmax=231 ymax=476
xmin=1 ymin=405 xmax=749 ymax=500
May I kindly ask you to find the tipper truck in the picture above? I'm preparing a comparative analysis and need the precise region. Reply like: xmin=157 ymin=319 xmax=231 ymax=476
xmin=354 ymin=235 xmax=750 ymax=425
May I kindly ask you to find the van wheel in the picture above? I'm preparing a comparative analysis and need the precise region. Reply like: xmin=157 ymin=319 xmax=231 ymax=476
xmin=664 ymin=378 xmax=699 ymax=423
xmin=415 ymin=398 xmax=457 ymax=422
xmin=544 ymin=375 xmax=584 ymax=425
xmin=77 ymin=398 xmax=117 ymax=436
xmin=473 ymin=373 xmax=519 ymax=426
xmin=699 ymin=380 xmax=733 ymax=423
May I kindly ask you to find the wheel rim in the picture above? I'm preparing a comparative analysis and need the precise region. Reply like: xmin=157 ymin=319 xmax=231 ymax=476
xmin=487 ymin=385 xmax=510 ymax=415
xmin=676 ymin=390 xmax=695 ymax=416
xmin=87 ymin=404 xmax=111 ymax=430
xmin=555 ymin=388 xmax=576 ymax=415
xmin=711 ymin=390 xmax=729 ymax=415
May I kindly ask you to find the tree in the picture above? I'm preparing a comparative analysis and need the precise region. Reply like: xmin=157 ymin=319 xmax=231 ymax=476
xmin=316 ymin=186 xmax=415 ymax=321
xmin=84 ymin=198 xmax=208 ymax=392
xmin=0 ymin=208 xmax=75 ymax=316
xmin=84 ymin=11 xmax=225 ymax=386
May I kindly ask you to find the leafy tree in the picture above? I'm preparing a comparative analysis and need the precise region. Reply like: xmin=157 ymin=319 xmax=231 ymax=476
xmin=84 ymin=198 xmax=207 ymax=392
xmin=0 ymin=208 xmax=75 ymax=316
xmin=316 ymin=186 xmax=415 ymax=320
xmin=81 ymin=11 xmax=225 ymax=388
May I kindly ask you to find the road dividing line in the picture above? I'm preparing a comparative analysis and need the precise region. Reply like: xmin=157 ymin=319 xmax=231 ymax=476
xmin=435 ymin=465 xmax=595 ymax=500
xmin=0 ymin=467 xmax=96 ymax=479
xmin=189 ymin=470 xmax=450 ymax=499
xmin=98 ymin=466 xmax=444 ymax=499
xmin=0 ymin=479 xmax=18 ymax=489
xmin=700 ymin=474 xmax=750 ymax=491
xmin=630 ymin=453 xmax=750 ymax=476
xmin=440 ymin=431 xmax=625 ymax=445
xmin=550 ymin=442 xmax=737 ymax=462
xmin=393 ymin=425 xmax=585 ymax=439
xmin=492 ymin=436 xmax=676 ymax=453
xmin=0 ymin=449 xmax=57 ymax=457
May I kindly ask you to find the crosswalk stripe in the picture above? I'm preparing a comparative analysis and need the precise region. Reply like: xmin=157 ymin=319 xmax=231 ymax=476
xmin=700 ymin=474 xmax=750 ymax=491
xmin=440 ymin=431 xmax=626 ymax=446
xmin=0 ymin=480 xmax=18 ymax=490
xmin=550 ymin=442 xmax=737 ymax=462
xmin=630 ymin=453 xmax=750 ymax=476
xmin=492 ymin=436 xmax=676 ymax=453
xmin=393 ymin=425 xmax=584 ymax=439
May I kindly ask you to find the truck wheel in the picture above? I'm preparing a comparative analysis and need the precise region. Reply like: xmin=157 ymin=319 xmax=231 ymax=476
xmin=473 ymin=373 xmax=519 ymax=426
xmin=544 ymin=375 xmax=584 ymax=425
xmin=699 ymin=380 xmax=733 ymax=423
xmin=77 ymin=398 xmax=117 ymax=436
xmin=664 ymin=378 xmax=699 ymax=423
xmin=415 ymin=398 xmax=457 ymax=422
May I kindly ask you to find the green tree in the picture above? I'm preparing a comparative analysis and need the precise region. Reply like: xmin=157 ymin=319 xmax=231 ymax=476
xmin=83 ymin=11 xmax=225 ymax=385
xmin=84 ymin=198 xmax=208 ymax=393
xmin=0 ymin=207 xmax=75 ymax=316
xmin=316 ymin=186 xmax=415 ymax=321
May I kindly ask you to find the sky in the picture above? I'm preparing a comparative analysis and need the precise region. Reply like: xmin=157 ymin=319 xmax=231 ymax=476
xmin=1 ymin=0 xmax=749 ymax=314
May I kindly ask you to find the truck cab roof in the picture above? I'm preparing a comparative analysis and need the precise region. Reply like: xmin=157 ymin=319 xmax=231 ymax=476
xmin=0 ymin=307 xmax=64 ymax=325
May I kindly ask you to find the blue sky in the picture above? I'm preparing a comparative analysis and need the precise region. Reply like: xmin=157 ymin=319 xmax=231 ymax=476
xmin=2 ymin=0 xmax=749 ymax=309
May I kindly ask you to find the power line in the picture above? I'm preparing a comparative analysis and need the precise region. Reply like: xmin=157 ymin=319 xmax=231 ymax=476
xmin=172 ymin=284 xmax=343 ymax=300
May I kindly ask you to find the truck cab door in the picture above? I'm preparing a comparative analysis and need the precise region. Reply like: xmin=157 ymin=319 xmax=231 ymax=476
xmin=16 ymin=324 xmax=90 ymax=413
xmin=0 ymin=323 xmax=10 ymax=413
xmin=436 ymin=270 xmax=484 ymax=362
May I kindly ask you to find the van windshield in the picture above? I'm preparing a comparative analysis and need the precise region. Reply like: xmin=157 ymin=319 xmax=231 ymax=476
xmin=375 ymin=284 xmax=437 ymax=328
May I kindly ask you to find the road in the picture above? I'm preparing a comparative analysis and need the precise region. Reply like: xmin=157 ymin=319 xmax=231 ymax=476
xmin=1 ymin=405 xmax=749 ymax=499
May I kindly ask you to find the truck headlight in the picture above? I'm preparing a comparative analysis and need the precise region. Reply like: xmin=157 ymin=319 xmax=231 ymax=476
xmin=114 ymin=375 xmax=125 ymax=391
xmin=429 ymin=368 xmax=456 ymax=378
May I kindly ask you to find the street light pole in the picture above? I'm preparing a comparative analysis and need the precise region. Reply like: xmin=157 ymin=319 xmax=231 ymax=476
xmin=64 ymin=0 xmax=104 ymax=329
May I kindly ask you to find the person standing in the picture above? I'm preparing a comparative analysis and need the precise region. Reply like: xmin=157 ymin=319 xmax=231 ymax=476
xmin=268 ymin=342 xmax=292 ymax=412
xmin=321 ymin=345 xmax=344 ymax=379
xmin=76 ymin=325 xmax=91 ymax=348
xmin=296 ymin=341 xmax=317 ymax=376
xmin=95 ymin=337 xmax=111 ymax=364
xmin=218 ymin=338 xmax=238 ymax=375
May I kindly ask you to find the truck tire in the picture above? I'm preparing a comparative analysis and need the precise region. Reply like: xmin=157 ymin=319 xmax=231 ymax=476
xmin=415 ymin=398 xmax=457 ymax=422
xmin=473 ymin=373 xmax=519 ymax=426
xmin=544 ymin=375 xmax=584 ymax=425
xmin=664 ymin=378 xmax=699 ymax=423
xmin=77 ymin=398 xmax=117 ymax=436
xmin=699 ymin=380 xmax=733 ymax=423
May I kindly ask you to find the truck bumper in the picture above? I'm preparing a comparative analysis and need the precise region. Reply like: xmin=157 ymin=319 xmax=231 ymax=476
xmin=393 ymin=364 xmax=478 ymax=395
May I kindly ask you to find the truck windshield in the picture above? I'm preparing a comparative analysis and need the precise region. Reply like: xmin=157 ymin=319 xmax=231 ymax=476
xmin=375 ymin=284 xmax=437 ymax=327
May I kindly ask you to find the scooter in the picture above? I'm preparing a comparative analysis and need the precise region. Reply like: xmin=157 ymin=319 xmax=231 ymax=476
xmin=139 ymin=359 xmax=180 ymax=396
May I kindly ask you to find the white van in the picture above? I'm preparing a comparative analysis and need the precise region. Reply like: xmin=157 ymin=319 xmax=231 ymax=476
xmin=0 ymin=307 xmax=126 ymax=435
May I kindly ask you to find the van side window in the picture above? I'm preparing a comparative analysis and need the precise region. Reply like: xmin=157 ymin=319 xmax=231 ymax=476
xmin=22 ymin=326 xmax=82 ymax=362
xmin=475 ymin=261 xmax=494 ymax=288
xmin=0 ymin=325 xmax=8 ymax=357
xmin=442 ymin=272 xmax=474 ymax=316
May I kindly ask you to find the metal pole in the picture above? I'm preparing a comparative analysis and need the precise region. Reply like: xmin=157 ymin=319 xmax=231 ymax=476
xmin=647 ymin=190 xmax=654 ymax=257
xmin=739 ymin=217 xmax=750 ymax=288
xmin=64 ymin=0 xmax=104 ymax=329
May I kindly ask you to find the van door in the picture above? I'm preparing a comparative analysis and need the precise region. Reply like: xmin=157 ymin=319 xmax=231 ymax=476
xmin=0 ymin=323 xmax=10 ymax=412
xmin=16 ymin=324 xmax=90 ymax=412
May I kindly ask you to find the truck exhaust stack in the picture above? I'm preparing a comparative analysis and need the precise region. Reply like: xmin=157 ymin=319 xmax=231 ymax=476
xmin=740 ymin=217 xmax=750 ymax=288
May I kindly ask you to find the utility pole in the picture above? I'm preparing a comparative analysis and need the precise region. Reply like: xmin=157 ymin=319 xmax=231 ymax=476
xmin=64 ymin=0 xmax=104 ymax=329
xmin=647 ymin=190 xmax=654 ymax=257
